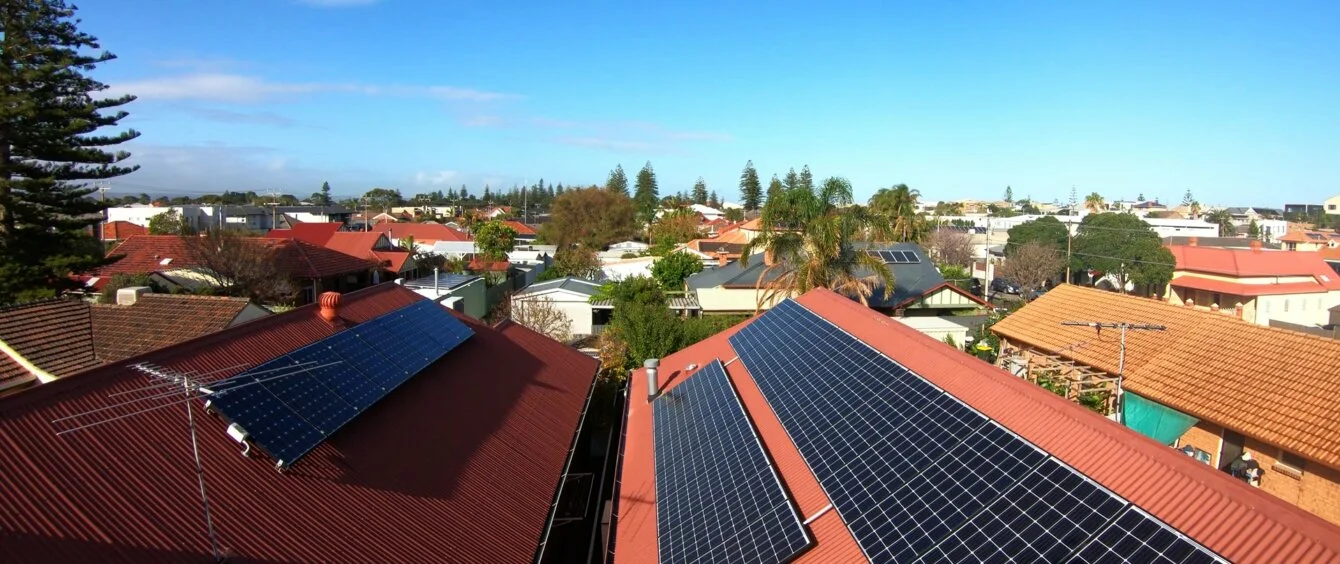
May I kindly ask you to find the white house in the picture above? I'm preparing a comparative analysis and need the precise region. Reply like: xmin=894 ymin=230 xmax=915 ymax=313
xmin=1325 ymin=194 xmax=1340 ymax=216
xmin=688 ymin=204 xmax=725 ymax=221
xmin=511 ymin=277 xmax=606 ymax=336
xmin=601 ymin=240 xmax=650 ymax=260
xmin=600 ymin=255 xmax=657 ymax=281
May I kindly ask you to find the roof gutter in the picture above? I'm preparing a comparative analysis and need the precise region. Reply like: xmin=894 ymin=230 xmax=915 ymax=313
xmin=0 ymin=337 xmax=56 ymax=384
xmin=533 ymin=361 xmax=603 ymax=563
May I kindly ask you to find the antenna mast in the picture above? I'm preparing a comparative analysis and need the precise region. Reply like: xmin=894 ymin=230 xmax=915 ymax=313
xmin=1059 ymin=321 xmax=1166 ymax=422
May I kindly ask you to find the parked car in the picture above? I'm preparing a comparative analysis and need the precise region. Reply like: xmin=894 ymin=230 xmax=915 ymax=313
xmin=990 ymin=277 xmax=1020 ymax=295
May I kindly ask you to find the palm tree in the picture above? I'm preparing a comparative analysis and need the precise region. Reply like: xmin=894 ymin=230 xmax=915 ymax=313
xmin=868 ymin=184 xmax=927 ymax=242
xmin=741 ymin=177 xmax=894 ymax=311
xmin=1084 ymin=192 xmax=1105 ymax=214
xmin=1204 ymin=209 xmax=1234 ymax=236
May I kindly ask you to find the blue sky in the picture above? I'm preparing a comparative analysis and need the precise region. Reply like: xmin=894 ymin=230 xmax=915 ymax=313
xmin=82 ymin=0 xmax=1338 ymax=206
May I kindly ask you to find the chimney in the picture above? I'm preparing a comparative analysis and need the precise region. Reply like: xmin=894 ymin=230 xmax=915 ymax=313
xmin=1185 ymin=299 xmax=1194 ymax=308
xmin=433 ymin=266 xmax=441 ymax=296
xmin=1250 ymin=240 xmax=1263 ymax=252
xmin=717 ymin=251 xmax=730 ymax=268
xmin=644 ymin=358 xmax=660 ymax=403
xmin=1234 ymin=302 xmax=1244 ymax=319
xmin=116 ymin=286 xmax=151 ymax=306
xmin=318 ymin=291 xmax=341 ymax=323
xmin=1188 ymin=237 xmax=1198 ymax=247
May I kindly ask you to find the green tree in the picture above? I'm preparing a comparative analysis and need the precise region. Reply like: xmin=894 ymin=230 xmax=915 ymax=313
xmin=1007 ymin=216 xmax=1069 ymax=256
xmin=765 ymin=175 xmax=784 ymax=205
xmin=362 ymin=188 xmax=403 ymax=212
xmin=1204 ymin=209 xmax=1234 ymax=236
xmin=651 ymin=251 xmax=703 ymax=291
xmin=0 ymin=0 xmax=140 ymax=303
xmin=868 ymin=184 xmax=927 ymax=242
xmin=1181 ymin=189 xmax=1194 ymax=207
xmin=691 ymin=177 xmax=708 ymax=205
xmin=634 ymin=161 xmax=659 ymax=226
xmin=606 ymin=164 xmax=629 ymax=196
xmin=743 ymin=177 xmax=894 ymax=309
xmin=1074 ymin=213 xmax=1175 ymax=294
xmin=724 ymin=208 xmax=745 ymax=222
xmin=782 ymin=168 xmax=799 ymax=191
xmin=1084 ymin=192 xmax=1105 ymax=213
xmin=708 ymin=191 xmax=720 ymax=208
xmin=739 ymin=160 xmax=762 ymax=211
xmin=1247 ymin=219 xmax=1261 ymax=240
xmin=798 ymin=165 xmax=813 ymax=191
xmin=541 ymin=187 xmax=637 ymax=249
xmin=147 ymin=209 xmax=191 ymax=235
xmin=1004 ymin=186 xmax=1014 ymax=203
xmin=319 ymin=181 xmax=332 ymax=205
xmin=473 ymin=220 xmax=517 ymax=260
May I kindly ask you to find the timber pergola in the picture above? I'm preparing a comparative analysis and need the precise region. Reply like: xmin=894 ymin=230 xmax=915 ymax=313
xmin=998 ymin=345 xmax=1121 ymax=415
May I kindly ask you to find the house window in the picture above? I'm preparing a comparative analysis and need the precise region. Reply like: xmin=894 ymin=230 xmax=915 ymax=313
xmin=1178 ymin=444 xmax=1212 ymax=465
xmin=1283 ymin=299 xmax=1289 ymax=313
xmin=1278 ymin=450 xmax=1306 ymax=473
xmin=1330 ymin=204 xmax=1337 ymax=210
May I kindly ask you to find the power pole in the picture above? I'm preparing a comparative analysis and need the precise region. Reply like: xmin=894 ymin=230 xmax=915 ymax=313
xmin=1060 ymin=321 xmax=1166 ymax=423
xmin=96 ymin=181 xmax=110 ymax=244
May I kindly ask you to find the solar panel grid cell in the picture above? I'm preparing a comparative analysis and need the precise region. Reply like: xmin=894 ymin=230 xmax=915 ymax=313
xmin=1070 ymin=507 xmax=1224 ymax=564
xmin=653 ymin=360 xmax=811 ymax=564
xmin=284 ymin=345 xmax=383 ymax=411
xmin=257 ymin=357 xmax=358 ymax=434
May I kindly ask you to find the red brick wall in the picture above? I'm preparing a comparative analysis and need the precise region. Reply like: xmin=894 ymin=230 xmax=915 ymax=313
xmin=1178 ymin=426 xmax=1340 ymax=526
xmin=1176 ymin=422 xmax=1221 ymax=467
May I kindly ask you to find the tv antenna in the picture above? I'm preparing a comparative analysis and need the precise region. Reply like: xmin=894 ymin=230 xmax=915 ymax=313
xmin=50 ymin=359 xmax=343 ymax=561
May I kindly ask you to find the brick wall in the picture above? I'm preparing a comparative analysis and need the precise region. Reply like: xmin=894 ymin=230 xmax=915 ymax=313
xmin=1178 ymin=426 xmax=1340 ymax=526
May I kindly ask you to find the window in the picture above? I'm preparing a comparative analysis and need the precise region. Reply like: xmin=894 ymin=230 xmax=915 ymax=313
xmin=1279 ymin=450 xmax=1306 ymax=472
xmin=1330 ymin=204 xmax=1337 ymax=210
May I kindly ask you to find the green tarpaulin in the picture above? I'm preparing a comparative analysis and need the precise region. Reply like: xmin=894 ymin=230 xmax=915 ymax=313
xmin=1124 ymin=393 xmax=1198 ymax=446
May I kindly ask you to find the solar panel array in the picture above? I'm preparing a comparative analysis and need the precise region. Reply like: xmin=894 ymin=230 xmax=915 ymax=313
xmin=728 ymin=299 xmax=1223 ymax=564
xmin=653 ymin=359 xmax=811 ymax=564
xmin=866 ymin=249 xmax=920 ymax=264
xmin=207 ymin=300 xmax=473 ymax=468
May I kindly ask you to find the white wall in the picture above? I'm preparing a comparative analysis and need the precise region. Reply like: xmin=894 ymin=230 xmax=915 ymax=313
xmin=1325 ymin=194 xmax=1340 ymax=215
xmin=513 ymin=290 xmax=593 ymax=335
xmin=1255 ymin=292 xmax=1340 ymax=327
xmin=601 ymin=256 xmax=657 ymax=281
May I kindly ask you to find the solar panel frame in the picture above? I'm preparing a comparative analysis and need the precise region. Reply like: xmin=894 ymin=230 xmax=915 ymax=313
xmin=653 ymin=359 xmax=812 ymax=564
xmin=1069 ymin=506 xmax=1225 ymax=564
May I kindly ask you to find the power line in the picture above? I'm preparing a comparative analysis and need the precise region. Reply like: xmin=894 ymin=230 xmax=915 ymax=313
xmin=1059 ymin=321 xmax=1166 ymax=423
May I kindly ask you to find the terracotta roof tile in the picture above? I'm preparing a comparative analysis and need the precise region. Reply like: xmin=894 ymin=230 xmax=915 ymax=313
xmin=102 ymin=221 xmax=146 ymax=241
xmin=500 ymin=220 xmax=537 ymax=236
xmin=95 ymin=235 xmax=200 ymax=277
xmin=1167 ymin=245 xmax=1340 ymax=289
xmin=260 ymin=238 xmax=375 ymax=279
xmin=994 ymin=284 xmax=1340 ymax=469
xmin=263 ymin=222 xmax=343 ymax=245
xmin=0 ymin=299 xmax=98 ymax=385
xmin=0 ymin=284 xmax=599 ymax=562
xmin=90 ymin=294 xmax=259 ymax=363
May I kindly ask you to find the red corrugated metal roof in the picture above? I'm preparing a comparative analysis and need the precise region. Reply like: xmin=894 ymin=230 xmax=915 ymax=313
xmin=0 ymin=284 xmax=599 ymax=562
xmin=614 ymin=288 xmax=1340 ymax=563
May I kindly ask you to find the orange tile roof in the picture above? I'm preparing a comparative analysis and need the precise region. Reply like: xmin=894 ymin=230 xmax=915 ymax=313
xmin=993 ymin=285 xmax=1340 ymax=469
xmin=617 ymin=288 xmax=1340 ymax=562
xmin=101 ymin=221 xmax=146 ymax=241
xmin=1279 ymin=230 xmax=1340 ymax=244
xmin=500 ymin=220 xmax=536 ymax=235
xmin=1168 ymin=245 xmax=1340 ymax=289
xmin=264 ymin=222 xmax=343 ymax=245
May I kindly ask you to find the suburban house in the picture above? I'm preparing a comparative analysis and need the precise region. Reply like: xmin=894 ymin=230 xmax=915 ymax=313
xmin=0 ymin=285 xmax=602 ymax=561
xmin=481 ymin=205 xmax=514 ymax=219
xmin=1279 ymin=229 xmax=1340 ymax=252
xmin=371 ymin=222 xmax=470 ymax=253
xmin=84 ymin=235 xmax=378 ymax=305
xmin=992 ymin=285 xmax=1340 ymax=526
xmin=100 ymin=220 xmax=146 ymax=241
xmin=600 ymin=255 xmax=657 ymax=281
xmin=0 ymin=291 xmax=268 ymax=395
xmin=612 ymin=288 xmax=1340 ymax=563
xmin=266 ymin=223 xmax=417 ymax=282
xmin=500 ymin=219 xmax=538 ymax=241
xmin=687 ymin=243 xmax=988 ymax=317
xmin=400 ymin=272 xmax=487 ymax=319
xmin=511 ymin=277 xmax=607 ymax=336
xmin=1163 ymin=242 xmax=1340 ymax=327
xmin=602 ymin=240 xmax=649 ymax=260
xmin=1327 ymin=193 xmax=1340 ymax=215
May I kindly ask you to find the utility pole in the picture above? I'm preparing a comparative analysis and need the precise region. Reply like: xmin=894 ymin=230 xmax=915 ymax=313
xmin=361 ymin=197 xmax=369 ymax=232
xmin=523 ymin=177 xmax=529 ymax=225
xmin=96 ymin=181 xmax=110 ymax=244
xmin=1060 ymin=321 xmax=1166 ymax=424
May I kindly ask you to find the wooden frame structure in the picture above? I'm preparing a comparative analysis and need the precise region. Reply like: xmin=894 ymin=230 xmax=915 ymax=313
xmin=997 ymin=345 xmax=1121 ymax=415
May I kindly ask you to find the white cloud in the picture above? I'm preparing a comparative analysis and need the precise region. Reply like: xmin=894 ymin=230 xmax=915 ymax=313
xmin=414 ymin=170 xmax=459 ymax=186
xmin=108 ymin=73 xmax=517 ymax=104
xmin=173 ymin=106 xmax=311 ymax=128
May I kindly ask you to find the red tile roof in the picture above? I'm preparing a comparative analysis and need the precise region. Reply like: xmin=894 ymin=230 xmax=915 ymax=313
xmin=102 ymin=221 xmax=146 ymax=241
xmin=94 ymin=236 xmax=373 ymax=285
xmin=1167 ymin=245 xmax=1340 ymax=289
xmin=259 ymin=238 xmax=374 ymax=279
xmin=90 ymin=294 xmax=261 ymax=363
xmin=615 ymin=288 xmax=1340 ymax=563
xmin=1279 ymin=230 xmax=1340 ymax=244
xmin=0 ymin=299 xmax=98 ymax=388
xmin=501 ymin=220 xmax=537 ymax=236
xmin=1170 ymin=275 xmax=1327 ymax=296
xmin=371 ymin=222 xmax=471 ymax=243
xmin=467 ymin=257 xmax=511 ymax=272
xmin=323 ymin=232 xmax=413 ymax=273
xmin=96 ymin=235 xmax=200 ymax=278
xmin=263 ymin=222 xmax=343 ymax=245
xmin=0 ymin=284 xmax=599 ymax=562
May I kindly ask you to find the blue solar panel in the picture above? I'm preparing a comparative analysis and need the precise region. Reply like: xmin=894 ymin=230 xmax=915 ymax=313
xmin=206 ymin=300 xmax=475 ymax=469
xmin=1071 ymin=506 xmax=1224 ymax=564
xmin=653 ymin=359 xmax=811 ymax=564
xmin=727 ymin=299 xmax=1223 ymax=563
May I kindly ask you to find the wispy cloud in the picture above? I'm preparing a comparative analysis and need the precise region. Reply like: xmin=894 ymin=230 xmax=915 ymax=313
xmin=296 ymin=0 xmax=381 ymax=6
xmin=108 ymin=73 xmax=518 ymax=104
xmin=174 ymin=105 xmax=315 ymax=129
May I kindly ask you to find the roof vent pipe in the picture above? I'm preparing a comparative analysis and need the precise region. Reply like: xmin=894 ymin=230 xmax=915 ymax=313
xmin=434 ymin=267 xmax=440 ymax=296
xmin=644 ymin=358 xmax=660 ymax=403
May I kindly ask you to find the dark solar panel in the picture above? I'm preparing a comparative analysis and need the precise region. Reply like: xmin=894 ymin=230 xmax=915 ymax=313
xmin=1070 ymin=506 xmax=1224 ymax=564
xmin=728 ymin=299 xmax=1224 ymax=563
xmin=653 ymin=359 xmax=811 ymax=564
xmin=206 ymin=300 xmax=474 ymax=469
